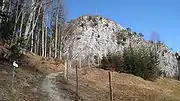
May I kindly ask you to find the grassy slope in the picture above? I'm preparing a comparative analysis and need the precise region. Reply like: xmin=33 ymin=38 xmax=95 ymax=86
xmin=1 ymin=52 xmax=180 ymax=101
xmin=0 ymin=53 xmax=64 ymax=101
xmin=64 ymin=68 xmax=180 ymax=101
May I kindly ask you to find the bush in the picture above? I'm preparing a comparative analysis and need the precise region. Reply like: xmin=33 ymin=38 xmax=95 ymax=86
xmin=101 ymin=52 xmax=126 ymax=72
xmin=124 ymin=45 xmax=160 ymax=80
xmin=100 ymin=45 xmax=160 ymax=81
xmin=0 ymin=42 xmax=24 ymax=62
xmin=138 ymin=33 xmax=144 ymax=37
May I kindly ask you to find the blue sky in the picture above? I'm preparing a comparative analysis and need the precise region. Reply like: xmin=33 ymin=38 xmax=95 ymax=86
xmin=66 ymin=0 xmax=180 ymax=52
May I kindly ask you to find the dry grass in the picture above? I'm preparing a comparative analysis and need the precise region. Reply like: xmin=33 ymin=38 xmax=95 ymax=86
xmin=0 ymin=53 xmax=64 ymax=101
xmin=0 ymin=60 xmax=43 ymax=101
xmin=1 ymin=52 xmax=180 ymax=101
xmin=64 ymin=68 xmax=180 ymax=101
xmin=21 ymin=52 xmax=64 ymax=73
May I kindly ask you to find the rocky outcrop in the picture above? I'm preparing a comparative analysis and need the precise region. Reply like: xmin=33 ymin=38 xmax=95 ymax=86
xmin=62 ymin=15 xmax=179 ymax=77
xmin=63 ymin=15 xmax=124 ymax=66
xmin=158 ymin=46 xmax=179 ymax=77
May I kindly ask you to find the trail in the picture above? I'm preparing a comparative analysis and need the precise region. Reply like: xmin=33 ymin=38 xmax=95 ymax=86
xmin=41 ymin=72 xmax=73 ymax=101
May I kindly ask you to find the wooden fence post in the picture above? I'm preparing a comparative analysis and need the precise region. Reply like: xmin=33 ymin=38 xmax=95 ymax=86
xmin=64 ymin=60 xmax=68 ymax=81
xmin=12 ymin=66 xmax=16 ymax=88
xmin=67 ymin=60 xmax=69 ymax=81
xmin=79 ymin=58 xmax=81 ymax=68
xmin=88 ymin=57 xmax=90 ymax=68
xmin=76 ymin=65 xmax=79 ymax=101
xmin=98 ymin=56 xmax=100 ymax=67
xmin=108 ymin=71 xmax=113 ymax=101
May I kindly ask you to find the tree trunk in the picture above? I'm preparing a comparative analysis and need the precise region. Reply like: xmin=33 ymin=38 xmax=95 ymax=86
xmin=34 ymin=31 xmax=37 ymax=54
xmin=44 ymin=26 xmax=47 ymax=57
xmin=19 ymin=12 xmax=25 ymax=38
xmin=49 ymin=35 xmax=52 ymax=57
xmin=30 ymin=33 xmax=34 ymax=52
xmin=41 ymin=21 xmax=45 ymax=57
xmin=54 ymin=12 xmax=58 ymax=58
xmin=58 ymin=26 xmax=62 ymax=59
xmin=36 ymin=30 xmax=40 ymax=54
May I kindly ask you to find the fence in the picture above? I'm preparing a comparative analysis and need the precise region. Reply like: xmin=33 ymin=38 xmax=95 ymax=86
xmin=63 ymin=58 xmax=114 ymax=101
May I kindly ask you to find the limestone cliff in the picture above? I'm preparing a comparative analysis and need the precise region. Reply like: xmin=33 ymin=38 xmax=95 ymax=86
xmin=62 ymin=15 xmax=179 ymax=77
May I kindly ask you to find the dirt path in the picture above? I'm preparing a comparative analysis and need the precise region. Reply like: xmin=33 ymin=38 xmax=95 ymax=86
xmin=41 ymin=72 xmax=73 ymax=101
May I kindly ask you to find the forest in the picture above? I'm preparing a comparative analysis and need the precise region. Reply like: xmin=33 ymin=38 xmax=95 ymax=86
xmin=0 ymin=0 xmax=67 ymax=59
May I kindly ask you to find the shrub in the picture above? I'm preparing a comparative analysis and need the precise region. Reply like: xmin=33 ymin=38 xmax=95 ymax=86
xmin=100 ymin=45 xmax=160 ymax=81
xmin=138 ymin=33 xmax=144 ymax=37
xmin=116 ymin=31 xmax=127 ymax=45
xmin=0 ymin=42 xmax=24 ymax=62
xmin=124 ymin=45 xmax=160 ymax=80
xmin=101 ymin=52 xmax=126 ymax=72
xmin=126 ymin=27 xmax=131 ymax=32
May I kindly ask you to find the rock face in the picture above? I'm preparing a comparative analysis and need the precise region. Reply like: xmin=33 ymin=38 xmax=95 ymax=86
xmin=158 ymin=45 xmax=179 ymax=77
xmin=62 ymin=15 xmax=179 ymax=77
xmin=63 ymin=15 xmax=124 ymax=65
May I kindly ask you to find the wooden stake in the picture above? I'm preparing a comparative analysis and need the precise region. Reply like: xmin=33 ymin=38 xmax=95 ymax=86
xmin=12 ymin=66 xmax=16 ymax=89
xmin=64 ymin=60 xmax=68 ymax=80
xmin=76 ymin=65 xmax=79 ymax=101
xmin=67 ymin=60 xmax=69 ymax=81
xmin=79 ymin=58 xmax=81 ymax=68
xmin=98 ymin=56 xmax=100 ymax=67
xmin=108 ymin=71 xmax=113 ymax=101
xmin=88 ymin=58 xmax=90 ymax=68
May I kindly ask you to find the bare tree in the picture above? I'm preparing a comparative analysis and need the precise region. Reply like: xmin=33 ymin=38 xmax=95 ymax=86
xmin=1 ymin=0 xmax=66 ymax=59
xmin=44 ymin=25 xmax=47 ymax=57
xmin=41 ymin=17 xmax=45 ymax=56
xmin=54 ymin=9 xmax=58 ymax=58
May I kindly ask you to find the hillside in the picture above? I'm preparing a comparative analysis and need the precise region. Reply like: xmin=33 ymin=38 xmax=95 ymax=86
xmin=58 ymin=67 xmax=180 ymax=101
xmin=0 ymin=53 xmax=65 ymax=101
xmin=0 ymin=52 xmax=180 ymax=101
